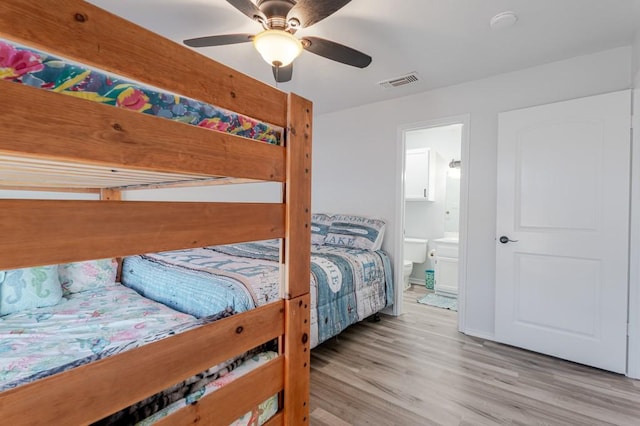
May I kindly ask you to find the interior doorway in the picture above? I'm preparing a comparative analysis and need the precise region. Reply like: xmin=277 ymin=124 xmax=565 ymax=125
xmin=395 ymin=115 xmax=470 ymax=332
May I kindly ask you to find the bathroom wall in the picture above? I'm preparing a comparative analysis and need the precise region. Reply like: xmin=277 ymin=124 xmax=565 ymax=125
xmin=404 ymin=124 xmax=462 ymax=283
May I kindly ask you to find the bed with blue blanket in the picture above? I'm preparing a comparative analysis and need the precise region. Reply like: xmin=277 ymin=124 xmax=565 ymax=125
xmin=122 ymin=237 xmax=393 ymax=348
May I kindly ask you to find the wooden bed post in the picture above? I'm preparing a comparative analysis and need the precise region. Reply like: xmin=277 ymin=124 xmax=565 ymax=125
xmin=283 ymin=93 xmax=312 ymax=425
xmin=100 ymin=188 xmax=123 ymax=280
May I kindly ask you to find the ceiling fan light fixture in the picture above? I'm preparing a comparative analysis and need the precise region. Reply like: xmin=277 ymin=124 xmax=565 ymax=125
xmin=253 ymin=29 xmax=303 ymax=67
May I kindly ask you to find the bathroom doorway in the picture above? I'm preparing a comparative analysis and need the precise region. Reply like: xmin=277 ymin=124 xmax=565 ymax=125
xmin=395 ymin=116 xmax=469 ymax=332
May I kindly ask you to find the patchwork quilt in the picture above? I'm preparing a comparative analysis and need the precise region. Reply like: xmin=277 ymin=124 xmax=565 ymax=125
xmin=122 ymin=241 xmax=394 ymax=348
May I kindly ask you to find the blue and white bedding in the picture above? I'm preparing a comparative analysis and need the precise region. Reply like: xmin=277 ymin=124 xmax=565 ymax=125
xmin=122 ymin=246 xmax=281 ymax=318
xmin=311 ymin=244 xmax=393 ymax=344
xmin=122 ymin=241 xmax=394 ymax=348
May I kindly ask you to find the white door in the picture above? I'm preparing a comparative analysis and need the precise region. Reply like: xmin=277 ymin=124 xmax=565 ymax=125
xmin=495 ymin=90 xmax=631 ymax=373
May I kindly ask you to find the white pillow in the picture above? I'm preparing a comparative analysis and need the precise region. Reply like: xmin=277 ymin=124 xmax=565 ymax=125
xmin=58 ymin=259 xmax=118 ymax=295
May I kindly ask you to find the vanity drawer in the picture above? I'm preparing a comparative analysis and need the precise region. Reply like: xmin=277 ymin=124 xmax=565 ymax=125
xmin=435 ymin=242 xmax=458 ymax=258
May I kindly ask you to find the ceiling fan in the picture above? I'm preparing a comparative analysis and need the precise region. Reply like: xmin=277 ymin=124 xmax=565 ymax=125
xmin=183 ymin=0 xmax=372 ymax=83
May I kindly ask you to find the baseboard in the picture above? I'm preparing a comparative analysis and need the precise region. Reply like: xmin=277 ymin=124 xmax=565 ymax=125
xmin=462 ymin=328 xmax=495 ymax=341
xmin=626 ymin=366 xmax=640 ymax=379
xmin=435 ymin=285 xmax=458 ymax=298
xmin=380 ymin=306 xmax=396 ymax=316
xmin=409 ymin=277 xmax=424 ymax=286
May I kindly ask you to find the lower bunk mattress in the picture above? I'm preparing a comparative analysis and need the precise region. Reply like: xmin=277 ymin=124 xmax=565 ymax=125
xmin=0 ymin=283 xmax=277 ymax=425
xmin=122 ymin=241 xmax=394 ymax=348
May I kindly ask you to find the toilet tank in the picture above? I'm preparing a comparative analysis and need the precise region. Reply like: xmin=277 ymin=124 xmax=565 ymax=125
xmin=404 ymin=238 xmax=428 ymax=263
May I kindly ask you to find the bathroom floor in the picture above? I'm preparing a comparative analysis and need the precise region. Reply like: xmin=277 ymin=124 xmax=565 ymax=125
xmin=410 ymin=282 xmax=430 ymax=298
xmin=411 ymin=283 xmax=458 ymax=311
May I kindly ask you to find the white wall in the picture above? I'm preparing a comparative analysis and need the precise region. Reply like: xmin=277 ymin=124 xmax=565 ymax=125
xmin=633 ymin=28 xmax=640 ymax=85
xmin=0 ymin=183 xmax=281 ymax=203
xmin=313 ymin=46 xmax=633 ymax=337
xmin=122 ymin=182 xmax=281 ymax=202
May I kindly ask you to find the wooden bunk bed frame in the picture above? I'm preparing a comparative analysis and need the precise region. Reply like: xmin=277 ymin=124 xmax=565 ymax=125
xmin=0 ymin=1 xmax=312 ymax=425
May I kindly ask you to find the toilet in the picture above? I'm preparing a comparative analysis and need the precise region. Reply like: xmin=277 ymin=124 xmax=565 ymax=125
xmin=402 ymin=260 xmax=414 ymax=290
xmin=403 ymin=238 xmax=428 ymax=289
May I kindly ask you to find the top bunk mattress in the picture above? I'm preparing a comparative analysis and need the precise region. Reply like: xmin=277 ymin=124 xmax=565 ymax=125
xmin=0 ymin=39 xmax=282 ymax=146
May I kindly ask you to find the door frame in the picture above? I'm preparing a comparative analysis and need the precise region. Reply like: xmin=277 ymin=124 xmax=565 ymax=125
xmin=394 ymin=114 xmax=470 ymax=333
xmin=628 ymin=88 xmax=640 ymax=379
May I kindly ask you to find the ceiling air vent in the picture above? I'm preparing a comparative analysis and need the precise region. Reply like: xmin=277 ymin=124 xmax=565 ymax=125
xmin=378 ymin=72 xmax=420 ymax=89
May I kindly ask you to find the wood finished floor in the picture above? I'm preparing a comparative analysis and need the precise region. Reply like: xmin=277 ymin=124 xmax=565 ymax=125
xmin=309 ymin=285 xmax=640 ymax=426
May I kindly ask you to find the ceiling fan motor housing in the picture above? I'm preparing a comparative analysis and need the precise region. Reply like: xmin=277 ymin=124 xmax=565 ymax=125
xmin=257 ymin=0 xmax=297 ymax=29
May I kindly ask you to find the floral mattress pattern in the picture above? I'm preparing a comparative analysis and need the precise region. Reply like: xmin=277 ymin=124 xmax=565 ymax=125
xmin=0 ymin=39 xmax=281 ymax=145
xmin=0 ymin=282 xmax=198 ymax=390
xmin=0 ymin=283 xmax=278 ymax=424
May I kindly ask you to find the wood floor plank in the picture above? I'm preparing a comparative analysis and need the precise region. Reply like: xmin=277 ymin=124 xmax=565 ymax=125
xmin=310 ymin=286 xmax=640 ymax=425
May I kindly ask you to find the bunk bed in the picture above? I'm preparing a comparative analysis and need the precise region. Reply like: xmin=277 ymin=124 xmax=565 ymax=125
xmin=0 ymin=0 xmax=312 ymax=424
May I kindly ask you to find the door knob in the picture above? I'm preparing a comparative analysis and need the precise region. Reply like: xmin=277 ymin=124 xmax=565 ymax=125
xmin=499 ymin=236 xmax=518 ymax=244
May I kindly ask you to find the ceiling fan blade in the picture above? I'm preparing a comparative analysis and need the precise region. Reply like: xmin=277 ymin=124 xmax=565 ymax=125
xmin=227 ymin=0 xmax=267 ymax=23
xmin=302 ymin=37 xmax=372 ymax=68
xmin=287 ymin=0 xmax=351 ymax=28
xmin=272 ymin=64 xmax=293 ymax=83
xmin=183 ymin=34 xmax=254 ymax=48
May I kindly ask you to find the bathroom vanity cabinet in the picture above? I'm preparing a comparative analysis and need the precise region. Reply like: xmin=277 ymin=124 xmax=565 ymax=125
xmin=434 ymin=237 xmax=459 ymax=297
xmin=405 ymin=148 xmax=435 ymax=201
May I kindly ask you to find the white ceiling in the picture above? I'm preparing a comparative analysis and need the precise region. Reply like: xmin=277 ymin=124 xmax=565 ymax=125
xmin=90 ymin=0 xmax=640 ymax=114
